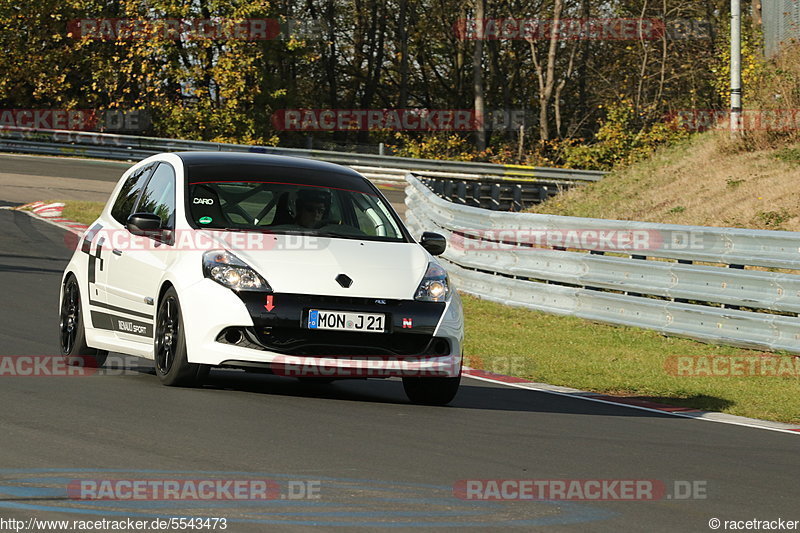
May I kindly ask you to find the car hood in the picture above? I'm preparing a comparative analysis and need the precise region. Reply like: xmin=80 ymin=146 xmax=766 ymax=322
xmin=202 ymin=231 xmax=430 ymax=299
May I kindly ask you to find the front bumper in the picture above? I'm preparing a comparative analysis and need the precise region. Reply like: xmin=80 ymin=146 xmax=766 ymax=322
xmin=179 ymin=280 xmax=463 ymax=377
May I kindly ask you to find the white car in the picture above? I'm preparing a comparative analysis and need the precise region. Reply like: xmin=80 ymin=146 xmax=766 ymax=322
xmin=59 ymin=152 xmax=464 ymax=405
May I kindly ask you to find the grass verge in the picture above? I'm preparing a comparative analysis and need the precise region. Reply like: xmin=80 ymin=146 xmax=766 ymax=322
xmin=462 ymin=294 xmax=799 ymax=424
xmin=533 ymin=132 xmax=800 ymax=231
xmin=59 ymin=201 xmax=106 ymax=226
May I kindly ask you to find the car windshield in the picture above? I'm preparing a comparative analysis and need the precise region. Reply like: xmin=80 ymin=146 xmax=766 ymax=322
xmin=187 ymin=180 xmax=405 ymax=241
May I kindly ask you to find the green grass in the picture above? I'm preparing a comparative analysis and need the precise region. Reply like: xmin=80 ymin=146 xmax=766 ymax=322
xmin=59 ymin=201 xmax=105 ymax=226
xmin=774 ymin=146 xmax=800 ymax=165
xmin=462 ymin=294 xmax=800 ymax=424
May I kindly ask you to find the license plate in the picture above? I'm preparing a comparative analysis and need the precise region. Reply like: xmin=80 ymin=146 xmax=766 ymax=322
xmin=307 ymin=310 xmax=386 ymax=332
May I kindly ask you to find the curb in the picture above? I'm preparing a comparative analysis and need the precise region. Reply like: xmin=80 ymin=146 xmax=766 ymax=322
xmin=463 ymin=367 xmax=800 ymax=436
xmin=14 ymin=201 xmax=89 ymax=236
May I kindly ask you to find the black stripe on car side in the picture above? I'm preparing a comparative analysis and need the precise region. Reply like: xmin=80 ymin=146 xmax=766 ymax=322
xmin=81 ymin=223 xmax=103 ymax=254
xmin=87 ymin=236 xmax=104 ymax=284
xmin=81 ymin=223 xmax=104 ymax=287
xmin=89 ymin=300 xmax=152 ymax=320
xmin=79 ymin=222 xmax=154 ymax=325
xmin=90 ymin=311 xmax=153 ymax=338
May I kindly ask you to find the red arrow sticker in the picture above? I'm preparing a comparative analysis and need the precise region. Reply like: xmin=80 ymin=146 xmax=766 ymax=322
xmin=264 ymin=295 xmax=275 ymax=312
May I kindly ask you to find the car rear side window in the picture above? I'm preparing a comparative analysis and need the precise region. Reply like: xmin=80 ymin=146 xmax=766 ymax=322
xmin=135 ymin=163 xmax=176 ymax=230
xmin=110 ymin=164 xmax=154 ymax=225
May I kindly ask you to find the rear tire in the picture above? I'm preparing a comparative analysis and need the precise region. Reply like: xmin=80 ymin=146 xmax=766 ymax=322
xmin=59 ymin=275 xmax=107 ymax=368
xmin=402 ymin=376 xmax=461 ymax=406
xmin=154 ymin=287 xmax=208 ymax=387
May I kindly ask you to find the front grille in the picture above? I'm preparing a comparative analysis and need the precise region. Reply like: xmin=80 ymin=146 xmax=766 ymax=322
xmin=217 ymin=327 xmax=449 ymax=357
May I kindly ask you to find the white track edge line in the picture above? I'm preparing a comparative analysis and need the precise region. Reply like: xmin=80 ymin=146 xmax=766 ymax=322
xmin=463 ymin=373 xmax=800 ymax=436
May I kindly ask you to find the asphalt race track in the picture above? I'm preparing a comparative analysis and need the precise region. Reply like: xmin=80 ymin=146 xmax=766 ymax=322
xmin=0 ymin=154 xmax=798 ymax=532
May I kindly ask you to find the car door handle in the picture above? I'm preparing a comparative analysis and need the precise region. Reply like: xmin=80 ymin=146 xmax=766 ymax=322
xmin=112 ymin=249 xmax=123 ymax=256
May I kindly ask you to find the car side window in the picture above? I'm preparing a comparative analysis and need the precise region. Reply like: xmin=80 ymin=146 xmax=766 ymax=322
xmin=135 ymin=163 xmax=176 ymax=230
xmin=110 ymin=164 xmax=154 ymax=225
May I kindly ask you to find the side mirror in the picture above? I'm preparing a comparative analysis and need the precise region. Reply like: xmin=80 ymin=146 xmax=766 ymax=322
xmin=127 ymin=213 xmax=163 ymax=236
xmin=420 ymin=232 xmax=447 ymax=256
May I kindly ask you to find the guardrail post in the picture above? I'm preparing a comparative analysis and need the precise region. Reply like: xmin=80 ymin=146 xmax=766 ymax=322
xmin=512 ymin=184 xmax=523 ymax=211
xmin=443 ymin=180 xmax=454 ymax=201
xmin=538 ymin=185 xmax=549 ymax=203
xmin=472 ymin=182 xmax=482 ymax=207
xmin=456 ymin=182 xmax=467 ymax=204
xmin=673 ymin=261 xmax=689 ymax=303
xmin=625 ymin=254 xmax=648 ymax=297
xmin=490 ymin=183 xmax=501 ymax=210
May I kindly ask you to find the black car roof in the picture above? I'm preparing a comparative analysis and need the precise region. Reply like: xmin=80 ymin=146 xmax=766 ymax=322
xmin=175 ymin=151 xmax=373 ymax=192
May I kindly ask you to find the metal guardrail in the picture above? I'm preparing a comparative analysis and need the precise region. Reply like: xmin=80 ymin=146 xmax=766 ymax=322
xmin=404 ymin=173 xmax=800 ymax=353
xmin=0 ymin=126 xmax=605 ymax=186
xmin=418 ymin=175 xmax=566 ymax=210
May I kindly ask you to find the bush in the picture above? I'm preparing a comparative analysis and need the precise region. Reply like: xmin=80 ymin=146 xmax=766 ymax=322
xmin=373 ymin=106 xmax=692 ymax=171
xmin=557 ymin=102 xmax=690 ymax=171
xmin=387 ymin=132 xmax=484 ymax=161
xmin=733 ymin=43 xmax=800 ymax=151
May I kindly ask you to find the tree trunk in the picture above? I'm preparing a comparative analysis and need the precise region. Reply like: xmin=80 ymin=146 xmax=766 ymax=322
xmin=322 ymin=0 xmax=338 ymax=108
xmin=473 ymin=0 xmax=486 ymax=150
xmin=537 ymin=0 xmax=563 ymax=141
xmin=752 ymin=0 xmax=762 ymax=27
xmin=576 ymin=0 xmax=590 ymax=136
xmin=397 ymin=0 xmax=410 ymax=108
xmin=358 ymin=0 xmax=387 ymax=144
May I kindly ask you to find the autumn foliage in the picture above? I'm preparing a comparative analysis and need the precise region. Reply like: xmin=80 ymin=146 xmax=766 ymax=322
xmin=0 ymin=0 xmax=763 ymax=169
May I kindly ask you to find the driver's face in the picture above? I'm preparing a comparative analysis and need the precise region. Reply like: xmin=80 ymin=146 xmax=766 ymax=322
xmin=297 ymin=201 xmax=325 ymax=228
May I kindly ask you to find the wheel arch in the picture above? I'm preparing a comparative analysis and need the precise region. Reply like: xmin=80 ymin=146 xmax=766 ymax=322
xmin=157 ymin=280 xmax=176 ymax=309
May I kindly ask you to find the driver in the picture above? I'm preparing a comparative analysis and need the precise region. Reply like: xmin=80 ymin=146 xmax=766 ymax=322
xmin=294 ymin=189 xmax=330 ymax=228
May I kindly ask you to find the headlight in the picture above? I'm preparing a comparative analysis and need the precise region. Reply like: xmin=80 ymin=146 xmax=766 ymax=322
xmin=414 ymin=262 xmax=450 ymax=302
xmin=202 ymin=250 xmax=271 ymax=292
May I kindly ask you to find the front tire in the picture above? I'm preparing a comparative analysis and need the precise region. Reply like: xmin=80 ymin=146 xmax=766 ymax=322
xmin=59 ymin=275 xmax=107 ymax=368
xmin=154 ymin=287 xmax=209 ymax=387
xmin=402 ymin=376 xmax=461 ymax=406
